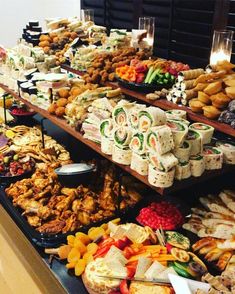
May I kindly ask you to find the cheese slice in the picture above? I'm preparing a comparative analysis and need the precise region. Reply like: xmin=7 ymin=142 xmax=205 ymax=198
xmin=112 ymin=226 xmax=127 ymax=239
xmin=144 ymin=261 xmax=166 ymax=280
xmin=104 ymin=245 xmax=127 ymax=266
xmin=105 ymin=259 xmax=127 ymax=277
xmin=157 ymin=267 xmax=178 ymax=282
xmin=135 ymin=257 xmax=152 ymax=278
xmin=108 ymin=221 xmax=118 ymax=234
xmin=126 ymin=224 xmax=148 ymax=244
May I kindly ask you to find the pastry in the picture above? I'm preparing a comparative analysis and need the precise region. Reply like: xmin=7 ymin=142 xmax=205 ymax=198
xmin=216 ymin=251 xmax=233 ymax=271
xmin=204 ymin=81 xmax=222 ymax=95
xmin=198 ymin=91 xmax=211 ymax=104
xmin=215 ymin=60 xmax=235 ymax=71
xmin=194 ymin=71 xmax=226 ymax=85
xmin=180 ymin=79 xmax=195 ymax=90
xmin=202 ymin=105 xmax=221 ymax=119
xmin=210 ymin=92 xmax=231 ymax=109
xmin=194 ymin=82 xmax=209 ymax=91
xmin=178 ymin=68 xmax=204 ymax=80
xmin=189 ymin=99 xmax=205 ymax=113
xmin=129 ymin=281 xmax=174 ymax=294
xmin=225 ymin=86 xmax=235 ymax=99
xmin=224 ymin=78 xmax=235 ymax=87
xmin=184 ymin=89 xmax=197 ymax=100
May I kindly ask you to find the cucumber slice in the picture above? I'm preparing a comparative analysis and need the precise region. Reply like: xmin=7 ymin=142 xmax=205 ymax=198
xmin=144 ymin=67 xmax=154 ymax=83
xmin=172 ymin=263 xmax=192 ymax=278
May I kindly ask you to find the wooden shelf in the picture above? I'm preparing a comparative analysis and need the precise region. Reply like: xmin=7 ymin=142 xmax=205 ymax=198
xmin=61 ymin=64 xmax=235 ymax=138
xmin=1 ymin=83 xmax=234 ymax=196
xmin=107 ymin=81 xmax=235 ymax=138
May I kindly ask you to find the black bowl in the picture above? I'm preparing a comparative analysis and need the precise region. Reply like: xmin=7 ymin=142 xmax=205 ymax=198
xmin=0 ymin=168 xmax=35 ymax=185
xmin=55 ymin=163 xmax=96 ymax=187
xmin=116 ymin=76 xmax=173 ymax=93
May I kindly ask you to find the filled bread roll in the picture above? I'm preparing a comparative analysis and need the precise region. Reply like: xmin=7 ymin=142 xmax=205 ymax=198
xmin=198 ymin=91 xmax=211 ymax=104
xmin=210 ymin=92 xmax=231 ymax=109
xmin=204 ymin=81 xmax=222 ymax=95
xmin=189 ymin=99 xmax=205 ymax=113
xmin=203 ymin=105 xmax=221 ymax=119
xmin=225 ymin=86 xmax=235 ymax=99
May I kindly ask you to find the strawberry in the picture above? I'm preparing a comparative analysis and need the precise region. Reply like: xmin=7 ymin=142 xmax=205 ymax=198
xmin=119 ymin=280 xmax=129 ymax=294
xmin=126 ymin=264 xmax=136 ymax=278
xmin=114 ymin=237 xmax=131 ymax=250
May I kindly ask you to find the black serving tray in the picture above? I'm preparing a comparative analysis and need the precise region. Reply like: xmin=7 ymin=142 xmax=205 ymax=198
xmin=116 ymin=76 xmax=173 ymax=93
xmin=0 ymin=185 xmax=141 ymax=248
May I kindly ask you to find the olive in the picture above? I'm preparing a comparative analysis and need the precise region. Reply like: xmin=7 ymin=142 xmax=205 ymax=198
xmin=13 ymin=154 xmax=19 ymax=161
xmin=3 ymin=156 xmax=10 ymax=164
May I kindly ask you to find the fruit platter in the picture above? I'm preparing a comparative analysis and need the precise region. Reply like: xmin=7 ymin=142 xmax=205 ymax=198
xmin=0 ymin=150 xmax=35 ymax=180
xmin=115 ymin=59 xmax=190 ymax=93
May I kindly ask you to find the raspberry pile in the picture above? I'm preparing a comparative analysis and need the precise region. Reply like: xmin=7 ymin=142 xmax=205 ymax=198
xmin=11 ymin=108 xmax=34 ymax=116
xmin=136 ymin=201 xmax=184 ymax=230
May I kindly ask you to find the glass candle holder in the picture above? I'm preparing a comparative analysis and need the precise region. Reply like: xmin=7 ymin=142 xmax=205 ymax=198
xmin=138 ymin=17 xmax=155 ymax=54
xmin=81 ymin=9 xmax=94 ymax=22
xmin=210 ymin=30 xmax=234 ymax=66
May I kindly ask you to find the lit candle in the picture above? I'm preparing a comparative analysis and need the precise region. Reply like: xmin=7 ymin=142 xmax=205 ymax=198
xmin=209 ymin=30 xmax=234 ymax=66
xmin=146 ymin=36 xmax=154 ymax=47
xmin=210 ymin=49 xmax=230 ymax=66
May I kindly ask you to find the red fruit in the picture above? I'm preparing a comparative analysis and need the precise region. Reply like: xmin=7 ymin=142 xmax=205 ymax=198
xmin=123 ymin=246 xmax=135 ymax=259
xmin=136 ymin=201 xmax=184 ymax=230
xmin=135 ymin=64 xmax=147 ymax=73
xmin=98 ymin=237 xmax=114 ymax=248
xmin=119 ymin=280 xmax=129 ymax=294
xmin=114 ymin=237 xmax=131 ymax=250
xmin=136 ymin=73 xmax=145 ymax=83
xmin=130 ymin=59 xmax=140 ymax=67
xmin=17 ymin=169 xmax=24 ymax=175
xmin=93 ymin=243 xmax=114 ymax=259
xmin=109 ymin=291 xmax=121 ymax=294
xmin=126 ymin=264 xmax=136 ymax=278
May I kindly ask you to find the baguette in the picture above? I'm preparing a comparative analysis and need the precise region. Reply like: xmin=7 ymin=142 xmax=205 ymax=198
xmin=205 ymin=212 xmax=234 ymax=221
xmin=204 ymin=248 xmax=225 ymax=262
xmin=216 ymin=251 xmax=233 ymax=271
xmin=198 ymin=224 xmax=235 ymax=239
xmin=192 ymin=237 xmax=217 ymax=252
xmin=199 ymin=243 xmax=218 ymax=255
xmin=218 ymin=238 xmax=235 ymax=250
xmin=202 ymin=218 xmax=235 ymax=227
xmin=182 ymin=222 xmax=205 ymax=235
xmin=218 ymin=191 xmax=235 ymax=213
xmin=207 ymin=203 xmax=234 ymax=218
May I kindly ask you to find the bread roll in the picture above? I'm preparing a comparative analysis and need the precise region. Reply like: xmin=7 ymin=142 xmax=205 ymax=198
xmin=198 ymin=91 xmax=211 ymax=104
xmin=194 ymin=71 xmax=226 ymax=85
xmin=225 ymin=86 xmax=235 ymax=99
xmin=189 ymin=99 xmax=205 ymax=113
xmin=204 ymin=81 xmax=222 ymax=95
xmin=202 ymin=105 xmax=221 ymax=119
xmin=215 ymin=60 xmax=235 ymax=71
xmin=194 ymin=82 xmax=209 ymax=91
xmin=210 ymin=92 xmax=231 ymax=109
xmin=224 ymin=79 xmax=235 ymax=87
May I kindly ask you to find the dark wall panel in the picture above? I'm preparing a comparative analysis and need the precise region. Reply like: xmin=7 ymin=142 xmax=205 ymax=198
xmin=81 ymin=0 xmax=233 ymax=68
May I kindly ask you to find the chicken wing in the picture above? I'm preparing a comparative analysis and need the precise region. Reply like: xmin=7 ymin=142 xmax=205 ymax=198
xmin=37 ymin=219 xmax=66 ymax=234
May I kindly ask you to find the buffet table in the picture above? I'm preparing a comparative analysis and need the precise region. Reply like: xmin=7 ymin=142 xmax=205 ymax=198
xmin=0 ymin=16 xmax=235 ymax=294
